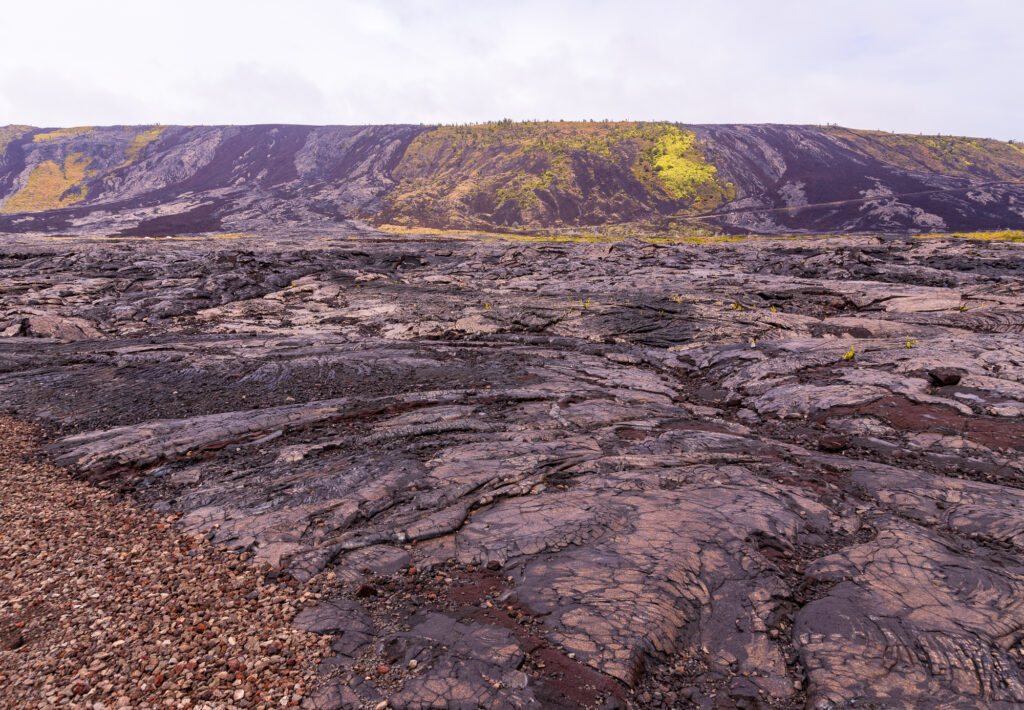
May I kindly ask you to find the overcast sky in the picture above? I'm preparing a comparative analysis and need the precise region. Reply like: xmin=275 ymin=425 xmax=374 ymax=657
xmin=0 ymin=0 xmax=1020 ymax=139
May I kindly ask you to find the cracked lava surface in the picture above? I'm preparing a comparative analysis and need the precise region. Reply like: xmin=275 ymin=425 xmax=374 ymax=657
xmin=2 ymin=232 xmax=1024 ymax=709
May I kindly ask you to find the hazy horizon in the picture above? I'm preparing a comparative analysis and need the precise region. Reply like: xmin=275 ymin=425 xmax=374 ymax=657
xmin=1 ymin=0 xmax=1021 ymax=141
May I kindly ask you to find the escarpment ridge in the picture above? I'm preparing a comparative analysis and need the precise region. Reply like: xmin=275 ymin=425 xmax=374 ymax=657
xmin=1 ymin=122 xmax=1022 ymax=236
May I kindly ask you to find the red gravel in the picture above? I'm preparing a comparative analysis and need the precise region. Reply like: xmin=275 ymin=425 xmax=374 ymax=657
xmin=0 ymin=417 xmax=329 ymax=709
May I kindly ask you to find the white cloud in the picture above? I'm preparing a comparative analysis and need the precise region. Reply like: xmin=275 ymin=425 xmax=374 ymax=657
xmin=0 ymin=0 xmax=1020 ymax=139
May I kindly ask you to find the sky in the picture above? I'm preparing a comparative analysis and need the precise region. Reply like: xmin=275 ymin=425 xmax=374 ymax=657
xmin=0 ymin=0 xmax=1021 ymax=139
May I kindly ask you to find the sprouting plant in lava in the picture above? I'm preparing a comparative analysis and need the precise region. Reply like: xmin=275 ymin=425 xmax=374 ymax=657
xmin=842 ymin=346 xmax=856 ymax=361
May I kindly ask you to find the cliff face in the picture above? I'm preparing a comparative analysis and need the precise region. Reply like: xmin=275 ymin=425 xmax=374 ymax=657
xmin=377 ymin=122 xmax=735 ymax=230
xmin=0 ymin=124 xmax=426 ymax=236
xmin=692 ymin=124 xmax=1024 ymax=234
xmin=1 ymin=122 xmax=1022 ymax=235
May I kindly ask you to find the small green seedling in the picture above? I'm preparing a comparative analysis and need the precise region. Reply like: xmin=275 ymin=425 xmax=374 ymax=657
xmin=842 ymin=346 xmax=856 ymax=361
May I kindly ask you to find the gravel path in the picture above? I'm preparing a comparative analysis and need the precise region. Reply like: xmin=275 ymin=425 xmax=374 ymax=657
xmin=0 ymin=417 xmax=329 ymax=709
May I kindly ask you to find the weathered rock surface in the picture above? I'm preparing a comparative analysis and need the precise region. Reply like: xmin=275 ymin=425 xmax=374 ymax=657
xmin=1 ymin=232 xmax=1023 ymax=707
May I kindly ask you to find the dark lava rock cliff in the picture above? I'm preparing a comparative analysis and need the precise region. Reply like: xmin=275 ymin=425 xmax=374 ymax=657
xmin=2 ymin=122 xmax=1022 ymax=236
xmin=0 ymin=124 xmax=425 ymax=236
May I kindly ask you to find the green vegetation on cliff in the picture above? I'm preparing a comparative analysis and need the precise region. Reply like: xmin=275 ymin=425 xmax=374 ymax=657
xmin=125 ymin=126 xmax=166 ymax=163
xmin=1 ymin=122 xmax=1022 ymax=235
xmin=107 ymin=126 xmax=168 ymax=173
xmin=636 ymin=127 xmax=735 ymax=205
xmin=0 ymin=125 xmax=166 ymax=215
xmin=32 ymin=126 xmax=94 ymax=142
xmin=0 ymin=153 xmax=93 ymax=213
xmin=380 ymin=121 xmax=732 ymax=230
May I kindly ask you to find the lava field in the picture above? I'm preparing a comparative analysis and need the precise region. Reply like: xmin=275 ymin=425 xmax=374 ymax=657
xmin=1 ymin=231 xmax=1023 ymax=708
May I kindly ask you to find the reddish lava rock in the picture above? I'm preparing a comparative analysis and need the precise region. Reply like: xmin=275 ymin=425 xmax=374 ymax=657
xmin=818 ymin=434 xmax=849 ymax=452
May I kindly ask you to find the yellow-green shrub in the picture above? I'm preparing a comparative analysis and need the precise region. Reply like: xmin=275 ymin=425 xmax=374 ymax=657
xmin=125 ymin=126 xmax=166 ymax=163
xmin=636 ymin=127 xmax=735 ymax=207
xmin=32 ymin=127 xmax=94 ymax=142
xmin=0 ymin=153 xmax=92 ymax=213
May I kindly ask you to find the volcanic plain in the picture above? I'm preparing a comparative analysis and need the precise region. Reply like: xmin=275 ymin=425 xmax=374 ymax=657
xmin=0 ymin=228 xmax=1022 ymax=709
xmin=2 ymin=121 xmax=1024 ymax=709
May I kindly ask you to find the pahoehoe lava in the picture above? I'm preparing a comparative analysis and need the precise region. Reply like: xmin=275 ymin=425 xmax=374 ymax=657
xmin=2 ymin=228 xmax=1024 ymax=709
